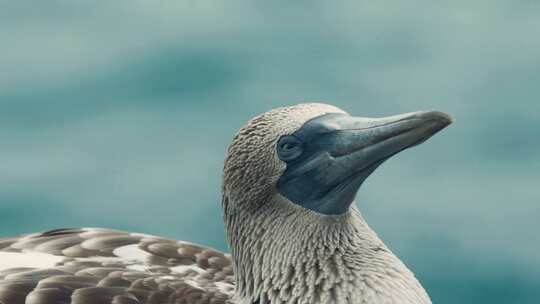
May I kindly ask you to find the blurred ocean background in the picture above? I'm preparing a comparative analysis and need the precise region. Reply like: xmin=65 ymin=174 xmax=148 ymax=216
xmin=1 ymin=1 xmax=539 ymax=303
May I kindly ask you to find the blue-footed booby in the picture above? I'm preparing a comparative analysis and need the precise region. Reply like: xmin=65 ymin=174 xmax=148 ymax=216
xmin=0 ymin=103 xmax=452 ymax=304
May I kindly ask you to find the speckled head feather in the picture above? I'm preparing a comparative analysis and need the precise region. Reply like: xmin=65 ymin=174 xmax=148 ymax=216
xmin=222 ymin=103 xmax=345 ymax=214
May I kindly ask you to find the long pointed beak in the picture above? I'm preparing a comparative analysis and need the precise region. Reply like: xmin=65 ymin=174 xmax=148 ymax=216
xmin=331 ymin=111 xmax=453 ymax=169
xmin=277 ymin=110 xmax=453 ymax=215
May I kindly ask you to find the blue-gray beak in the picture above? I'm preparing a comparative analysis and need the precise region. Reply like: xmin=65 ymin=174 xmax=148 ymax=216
xmin=277 ymin=110 xmax=453 ymax=215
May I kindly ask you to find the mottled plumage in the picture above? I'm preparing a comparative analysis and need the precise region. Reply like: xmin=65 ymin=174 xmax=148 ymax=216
xmin=0 ymin=228 xmax=234 ymax=304
xmin=0 ymin=103 xmax=451 ymax=304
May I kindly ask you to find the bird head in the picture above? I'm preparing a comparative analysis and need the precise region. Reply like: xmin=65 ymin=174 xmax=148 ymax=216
xmin=222 ymin=103 xmax=452 ymax=217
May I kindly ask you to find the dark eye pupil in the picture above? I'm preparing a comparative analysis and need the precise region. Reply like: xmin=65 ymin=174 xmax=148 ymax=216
xmin=283 ymin=143 xmax=295 ymax=150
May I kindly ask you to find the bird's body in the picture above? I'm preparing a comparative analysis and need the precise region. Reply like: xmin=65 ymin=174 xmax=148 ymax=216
xmin=0 ymin=228 xmax=235 ymax=303
xmin=0 ymin=103 xmax=452 ymax=304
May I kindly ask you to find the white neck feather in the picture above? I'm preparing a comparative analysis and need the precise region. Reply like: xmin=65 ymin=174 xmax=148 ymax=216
xmin=224 ymin=196 xmax=431 ymax=304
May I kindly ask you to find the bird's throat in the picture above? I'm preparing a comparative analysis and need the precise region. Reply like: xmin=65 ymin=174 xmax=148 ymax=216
xmin=224 ymin=198 xmax=431 ymax=304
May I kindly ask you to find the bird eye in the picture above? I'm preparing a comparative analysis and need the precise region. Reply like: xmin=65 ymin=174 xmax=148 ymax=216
xmin=281 ymin=142 xmax=297 ymax=150
xmin=277 ymin=136 xmax=303 ymax=161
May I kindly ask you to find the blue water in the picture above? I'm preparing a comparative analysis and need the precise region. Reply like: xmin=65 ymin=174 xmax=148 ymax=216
xmin=1 ymin=1 xmax=539 ymax=302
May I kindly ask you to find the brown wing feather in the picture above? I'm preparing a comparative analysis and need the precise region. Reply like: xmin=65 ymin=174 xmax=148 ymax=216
xmin=0 ymin=228 xmax=235 ymax=304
